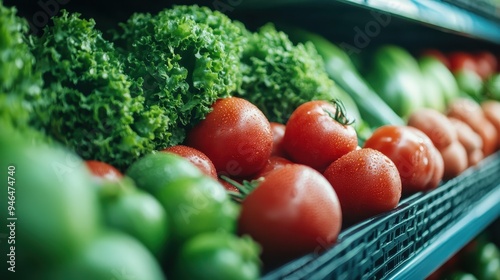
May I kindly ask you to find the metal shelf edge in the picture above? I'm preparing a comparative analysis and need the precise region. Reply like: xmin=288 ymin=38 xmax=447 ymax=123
xmin=239 ymin=0 xmax=500 ymax=44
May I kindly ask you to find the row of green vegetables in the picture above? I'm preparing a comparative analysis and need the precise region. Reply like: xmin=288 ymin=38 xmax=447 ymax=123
xmin=2 ymin=1 xmax=500 ymax=280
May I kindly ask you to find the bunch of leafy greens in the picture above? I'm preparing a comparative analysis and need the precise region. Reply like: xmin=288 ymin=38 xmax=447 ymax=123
xmin=113 ymin=5 xmax=248 ymax=145
xmin=30 ymin=11 xmax=167 ymax=170
xmin=4 ymin=2 xmax=347 ymax=169
xmin=28 ymin=6 xmax=249 ymax=169
xmin=236 ymin=24 xmax=339 ymax=124
xmin=0 ymin=2 xmax=42 ymax=129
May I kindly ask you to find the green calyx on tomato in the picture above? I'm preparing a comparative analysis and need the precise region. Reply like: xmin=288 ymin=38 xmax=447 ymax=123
xmin=322 ymin=99 xmax=355 ymax=126
xmin=283 ymin=100 xmax=358 ymax=172
xmin=219 ymin=175 xmax=264 ymax=202
xmin=172 ymin=232 xmax=261 ymax=280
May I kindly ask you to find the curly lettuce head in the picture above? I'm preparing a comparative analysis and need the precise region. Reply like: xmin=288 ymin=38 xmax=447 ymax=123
xmin=114 ymin=5 xmax=248 ymax=145
xmin=31 ymin=11 xmax=167 ymax=169
xmin=236 ymin=23 xmax=337 ymax=124
xmin=0 ymin=2 xmax=42 ymax=128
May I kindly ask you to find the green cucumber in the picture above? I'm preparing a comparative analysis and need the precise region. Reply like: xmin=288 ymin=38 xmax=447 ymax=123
xmin=285 ymin=27 xmax=404 ymax=128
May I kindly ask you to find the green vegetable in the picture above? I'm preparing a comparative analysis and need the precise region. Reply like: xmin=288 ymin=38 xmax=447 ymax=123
xmin=99 ymin=177 xmax=169 ymax=257
xmin=113 ymin=5 xmax=248 ymax=145
xmin=0 ymin=2 xmax=42 ymax=128
xmin=235 ymin=23 xmax=340 ymax=124
xmin=0 ymin=123 xmax=101 ymax=268
xmin=419 ymin=56 xmax=460 ymax=111
xmin=366 ymin=45 xmax=424 ymax=119
xmin=126 ymin=152 xmax=203 ymax=195
xmin=155 ymin=175 xmax=239 ymax=246
xmin=447 ymin=271 xmax=478 ymax=280
xmin=30 ymin=10 xmax=167 ymax=170
xmin=283 ymin=27 xmax=404 ymax=128
xmin=127 ymin=152 xmax=238 ymax=247
xmin=461 ymin=241 xmax=500 ymax=280
xmin=455 ymin=69 xmax=484 ymax=101
xmin=483 ymin=73 xmax=500 ymax=101
xmin=37 ymin=231 xmax=166 ymax=280
xmin=172 ymin=232 xmax=261 ymax=280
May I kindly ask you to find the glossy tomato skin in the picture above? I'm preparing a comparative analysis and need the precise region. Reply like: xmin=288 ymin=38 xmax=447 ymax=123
xmin=363 ymin=125 xmax=442 ymax=195
xmin=269 ymin=122 xmax=287 ymax=158
xmin=323 ymin=148 xmax=402 ymax=226
xmin=250 ymin=156 xmax=293 ymax=179
xmin=187 ymin=97 xmax=273 ymax=177
xmin=162 ymin=145 xmax=217 ymax=179
xmin=283 ymin=100 xmax=358 ymax=172
xmin=85 ymin=160 xmax=123 ymax=182
xmin=238 ymin=164 xmax=342 ymax=268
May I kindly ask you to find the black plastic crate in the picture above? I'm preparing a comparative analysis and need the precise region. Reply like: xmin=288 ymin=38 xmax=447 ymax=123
xmin=264 ymin=152 xmax=500 ymax=280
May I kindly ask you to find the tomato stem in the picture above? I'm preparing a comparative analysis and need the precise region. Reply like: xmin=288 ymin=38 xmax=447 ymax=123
xmin=220 ymin=175 xmax=263 ymax=203
xmin=323 ymin=99 xmax=354 ymax=126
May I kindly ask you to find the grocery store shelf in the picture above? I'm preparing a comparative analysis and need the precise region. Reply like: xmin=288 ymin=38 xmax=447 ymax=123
xmin=238 ymin=0 xmax=500 ymax=45
xmin=263 ymin=152 xmax=500 ymax=279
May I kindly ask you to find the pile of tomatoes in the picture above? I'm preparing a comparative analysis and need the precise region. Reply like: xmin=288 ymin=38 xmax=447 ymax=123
xmin=86 ymin=95 xmax=500 ymax=274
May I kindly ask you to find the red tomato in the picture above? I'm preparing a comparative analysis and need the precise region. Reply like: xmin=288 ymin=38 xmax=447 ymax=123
xmin=251 ymin=156 xmax=293 ymax=179
xmin=162 ymin=145 xmax=217 ymax=179
xmin=270 ymin=122 xmax=287 ymax=158
xmin=283 ymin=100 xmax=358 ymax=172
xmin=363 ymin=125 xmax=443 ymax=195
xmin=85 ymin=160 xmax=123 ymax=182
xmin=447 ymin=51 xmax=477 ymax=73
xmin=323 ymin=148 xmax=402 ymax=226
xmin=238 ymin=164 xmax=342 ymax=267
xmin=475 ymin=51 xmax=497 ymax=80
xmin=186 ymin=97 xmax=273 ymax=177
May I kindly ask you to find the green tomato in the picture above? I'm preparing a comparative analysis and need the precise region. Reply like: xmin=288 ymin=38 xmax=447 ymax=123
xmin=126 ymin=152 xmax=202 ymax=194
xmin=37 ymin=231 xmax=166 ymax=280
xmin=172 ymin=232 xmax=261 ymax=280
xmin=100 ymin=177 xmax=169 ymax=257
xmin=155 ymin=175 xmax=239 ymax=246
xmin=0 ymin=125 xmax=101 ymax=266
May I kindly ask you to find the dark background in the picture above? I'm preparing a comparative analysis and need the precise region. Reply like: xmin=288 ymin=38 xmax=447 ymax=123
xmin=4 ymin=0 xmax=500 ymax=56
